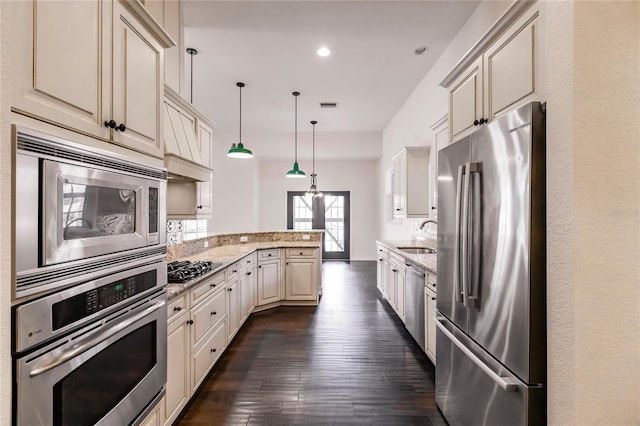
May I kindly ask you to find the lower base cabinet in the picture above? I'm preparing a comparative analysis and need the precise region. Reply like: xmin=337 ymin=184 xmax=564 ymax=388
xmin=258 ymin=258 xmax=281 ymax=305
xmin=165 ymin=311 xmax=190 ymax=425
xmin=425 ymin=287 xmax=437 ymax=363
xmin=192 ymin=318 xmax=227 ymax=391
xmin=285 ymin=249 xmax=319 ymax=301
xmin=139 ymin=397 xmax=164 ymax=426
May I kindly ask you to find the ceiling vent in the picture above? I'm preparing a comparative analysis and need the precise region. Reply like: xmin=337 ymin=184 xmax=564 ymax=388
xmin=320 ymin=102 xmax=337 ymax=108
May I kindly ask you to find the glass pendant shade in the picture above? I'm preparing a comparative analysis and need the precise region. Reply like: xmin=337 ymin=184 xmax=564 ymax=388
xmin=306 ymin=121 xmax=322 ymax=196
xmin=286 ymin=91 xmax=305 ymax=178
xmin=228 ymin=82 xmax=253 ymax=159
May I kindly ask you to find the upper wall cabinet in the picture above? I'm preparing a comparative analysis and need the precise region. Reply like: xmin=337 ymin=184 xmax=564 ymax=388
xmin=143 ymin=0 xmax=182 ymax=93
xmin=441 ymin=2 xmax=545 ymax=143
xmin=9 ymin=0 xmax=175 ymax=158
xmin=392 ymin=147 xmax=430 ymax=219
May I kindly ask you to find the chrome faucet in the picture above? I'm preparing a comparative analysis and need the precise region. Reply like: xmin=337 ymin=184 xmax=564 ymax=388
xmin=419 ymin=219 xmax=437 ymax=229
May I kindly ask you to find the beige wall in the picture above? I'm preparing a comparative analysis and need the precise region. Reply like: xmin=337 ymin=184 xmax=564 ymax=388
xmin=0 ymin=0 xmax=10 ymax=423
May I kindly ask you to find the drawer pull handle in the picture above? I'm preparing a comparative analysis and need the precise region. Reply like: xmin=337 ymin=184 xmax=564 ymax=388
xmin=187 ymin=320 xmax=194 ymax=325
xmin=173 ymin=306 xmax=182 ymax=312
xmin=268 ymin=254 xmax=272 ymax=256
xmin=232 ymin=270 xmax=237 ymax=273
xmin=210 ymin=283 xmax=217 ymax=288
xmin=211 ymin=311 xmax=217 ymax=316
xmin=211 ymin=348 xmax=217 ymax=353
xmin=247 ymin=260 xmax=251 ymax=263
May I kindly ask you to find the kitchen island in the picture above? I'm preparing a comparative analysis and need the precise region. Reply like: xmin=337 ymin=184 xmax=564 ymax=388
xmin=162 ymin=230 xmax=323 ymax=425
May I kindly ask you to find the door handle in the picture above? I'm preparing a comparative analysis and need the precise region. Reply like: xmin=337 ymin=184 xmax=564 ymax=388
xmin=462 ymin=162 xmax=479 ymax=308
xmin=453 ymin=164 xmax=465 ymax=303
xmin=435 ymin=317 xmax=517 ymax=391
xmin=29 ymin=299 xmax=165 ymax=377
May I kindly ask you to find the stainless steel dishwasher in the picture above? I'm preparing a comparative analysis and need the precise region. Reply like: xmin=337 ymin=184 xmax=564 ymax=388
xmin=404 ymin=262 xmax=425 ymax=351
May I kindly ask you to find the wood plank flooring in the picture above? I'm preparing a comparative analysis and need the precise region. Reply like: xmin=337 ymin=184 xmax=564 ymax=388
xmin=176 ymin=261 xmax=447 ymax=425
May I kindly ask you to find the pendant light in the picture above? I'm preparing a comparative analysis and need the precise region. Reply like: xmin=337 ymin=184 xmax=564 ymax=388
xmin=227 ymin=82 xmax=254 ymax=159
xmin=306 ymin=120 xmax=323 ymax=197
xmin=186 ymin=48 xmax=197 ymax=103
xmin=286 ymin=91 xmax=306 ymax=178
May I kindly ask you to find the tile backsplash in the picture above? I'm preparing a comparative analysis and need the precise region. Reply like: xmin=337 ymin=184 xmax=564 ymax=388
xmin=167 ymin=220 xmax=183 ymax=246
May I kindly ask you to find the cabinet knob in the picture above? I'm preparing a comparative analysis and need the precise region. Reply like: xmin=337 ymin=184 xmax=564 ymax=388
xmin=431 ymin=297 xmax=436 ymax=301
xmin=211 ymin=311 xmax=217 ymax=316
xmin=268 ymin=254 xmax=272 ymax=257
xmin=247 ymin=272 xmax=252 ymax=276
xmin=299 ymin=252 xmax=303 ymax=255
xmin=104 ymin=120 xmax=116 ymax=129
xmin=186 ymin=319 xmax=194 ymax=325
xmin=173 ymin=306 xmax=182 ymax=312
xmin=392 ymin=268 xmax=398 ymax=273
xmin=479 ymin=117 xmax=487 ymax=125
xmin=115 ymin=123 xmax=126 ymax=132
xmin=232 ymin=270 xmax=237 ymax=273
xmin=211 ymin=348 xmax=217 ymax=353
xmin=395 ymin=208 xmax=401 ymax=211
xmin=473 ymin=119 xmax=479 ymax=126
xmin=210 ymin=283 xmax=217 ymax=288
xmin=431 ymin=283 xmax=436 ymax=287
xmin=247 ymin=260 xmax=251 ymax=263
xmin=228 ymin=288 xmax=232 ymax=292
xmin=379 ymin=259 xmax=383 ymax=262
xmin=197 ymin=205 xmax=203 ymax=209
xmin=258 ymin=265 xmax=262 ymax=269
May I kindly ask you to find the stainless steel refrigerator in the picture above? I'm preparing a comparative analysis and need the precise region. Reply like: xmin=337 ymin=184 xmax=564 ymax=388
xmin=436 ymin=102 xmax=546 ymax=426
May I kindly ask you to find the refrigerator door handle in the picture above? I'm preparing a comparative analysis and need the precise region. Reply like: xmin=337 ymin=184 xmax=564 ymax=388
xmin=453 ymin=164 xmax=465 ymax=303
xmin=461 ymin=162 xmax=472 ymax=307
xmin=435 ymin=317 xmax=518 ymax=392
xmin=464 ymin=162 xmax=479 ymax=308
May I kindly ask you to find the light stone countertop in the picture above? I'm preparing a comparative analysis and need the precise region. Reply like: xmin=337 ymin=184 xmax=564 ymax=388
xmin=376 ymin=240 xmax=437 ymax=274
xmin=166 ymin=241 xmax=321 ymax=299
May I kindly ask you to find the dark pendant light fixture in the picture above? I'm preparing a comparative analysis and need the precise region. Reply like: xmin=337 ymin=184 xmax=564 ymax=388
xmin=186 ymin=47 xmax=198 ymax=103
xmin=286 ymin=91 xmax=306 ymax=178
xmin=227 ymin=82 xmax=253 ymax=159
xmin=306 ymin=120 xmax=323 ymax=197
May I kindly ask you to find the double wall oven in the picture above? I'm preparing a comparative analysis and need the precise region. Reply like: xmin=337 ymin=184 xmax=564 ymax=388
xmin=12 ymin=127 xmax=168 ymax=426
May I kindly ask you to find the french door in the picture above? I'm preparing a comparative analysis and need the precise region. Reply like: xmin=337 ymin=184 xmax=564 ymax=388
xmin=287 ymin=191 xmax=350 ymax=260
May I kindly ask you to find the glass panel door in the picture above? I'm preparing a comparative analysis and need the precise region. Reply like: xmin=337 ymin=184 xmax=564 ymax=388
xmin=287 ymin=191 xmax=350 ymax=260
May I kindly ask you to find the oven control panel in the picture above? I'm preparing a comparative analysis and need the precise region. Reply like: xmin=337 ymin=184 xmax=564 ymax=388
xmin=52 ymin=270 xmax=157 ymax=331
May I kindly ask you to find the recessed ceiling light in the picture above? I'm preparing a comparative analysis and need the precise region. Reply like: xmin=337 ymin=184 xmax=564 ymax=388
xmin=414 ymin=46 xmax=429 ymax=55
xmin=317 ymin=47 xmax=331 ymax=57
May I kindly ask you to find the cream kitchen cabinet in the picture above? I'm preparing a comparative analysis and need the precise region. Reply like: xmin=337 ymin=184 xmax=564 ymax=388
xmin=285 ymin=249 xmax=319 ymax=301
xmin=257 ymin=250 xmax=282 ymax=306
xmin=429 ymin=115 xmax=449 ymax=220
xmin=226 ymin=274 xmax=240 ymax=341
xmin=392 ymin=147 xmax=430 ymax=219
xmin=376 ymin=244 xmax=390 ymax=298
xmin=164 ymin=271 xmax=225 ymax=426
xmin=238 ymin=253 xmax=257 ymax=326
xmin=9 ymin=0 xmax=174 ymax=158
xmin=425 ymin=285 xmax=437 ymax=363
xmin=143 ymin=0 xmax=181 ymax=93
xmin=389 ymin=253 xmax=407 ymax=322
xmin=443 ymin=3 xmax=544 ymax=143
xmin=139 ymin=397 xmax=164 ymax=426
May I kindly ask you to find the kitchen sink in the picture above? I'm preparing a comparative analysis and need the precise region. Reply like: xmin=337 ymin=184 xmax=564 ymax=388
xmin=398 ymin=247 xmax=436 ymax=255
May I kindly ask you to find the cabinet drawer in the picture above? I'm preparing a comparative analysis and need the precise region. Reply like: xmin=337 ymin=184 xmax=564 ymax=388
xmin=377 ymin=245 xmax=389 ymax=259
xmin=192 ymin=318 xmax=227 ymax=391
xmin=227 ymin=262 xmax=240 ymax=280
xmin=240 ymin=253 xmax=256 ymax=269
xmin=191 ymin=271 xmax=225 ymax=306
xmin=259 ymin=249 xmax=280 ymax=260
xmin=167 ymin=293 xmax=188 ymax=323
xmin=426 ymin=273 xmax=437 ymax=292
xmin=191 ymin=288 xmax=226 ymax=347
xmin=286 ymin=248 xmax=317 ymax=258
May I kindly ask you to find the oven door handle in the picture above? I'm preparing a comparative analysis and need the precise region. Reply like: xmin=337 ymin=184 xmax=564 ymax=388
xmin=29 ymin=299 xmax=166 ymax=377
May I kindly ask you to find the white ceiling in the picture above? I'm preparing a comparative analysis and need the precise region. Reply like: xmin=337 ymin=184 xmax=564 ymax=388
xmin=182 ymin=0 xmax=480 ymax=156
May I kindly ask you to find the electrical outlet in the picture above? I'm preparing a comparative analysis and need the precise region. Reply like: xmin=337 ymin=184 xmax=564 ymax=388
xmin=302 ymin=234 xmax=310 ymax=240
xmin=240 ymin=236 xmax=248 ymax=243
xmin=203 ymin=241 xmax=209 ymax=248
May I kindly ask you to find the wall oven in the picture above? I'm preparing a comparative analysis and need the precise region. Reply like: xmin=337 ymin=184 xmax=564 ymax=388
xmin=14 ymin=126 xmax=167 ymax=298
xmin=13 ymin=261 xmax=167 ymax=426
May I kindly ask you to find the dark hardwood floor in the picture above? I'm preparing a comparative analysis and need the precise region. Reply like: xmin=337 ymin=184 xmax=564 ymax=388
xmin=177 ymin=261 xmax=447 ymax=425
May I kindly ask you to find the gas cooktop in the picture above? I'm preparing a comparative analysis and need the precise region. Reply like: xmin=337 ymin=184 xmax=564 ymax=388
xmin=167 ymin=260 xmax=223 ymax=283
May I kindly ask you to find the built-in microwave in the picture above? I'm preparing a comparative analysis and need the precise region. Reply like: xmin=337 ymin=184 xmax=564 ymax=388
xmin=14 ymin=127 xmax=167 ymax=298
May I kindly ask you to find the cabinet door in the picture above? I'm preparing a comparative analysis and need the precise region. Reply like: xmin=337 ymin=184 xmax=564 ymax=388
xmin=484 ymin=8 xmax=540 ymax=121
xmin=226 ymin=277 xmax=240 ymax=340
xmin=396 ymin=269 xmax=406 ymax=322
xmin=285 ymin=259 xmax=317 ymax=301
xmin=376 ymin=257 xmax=383 ymax=292
xmin=197 ymin=122 xmax=213 ymax=215
xmin=382 ymin=258 xmax=390 ymax=299
xmin=165 ymin=315 xmax=190 ymax=426
xmin=392 ymin=153 xmax=406 ymax=218
xmin=425 ymin=288 xmax=437 ymax=363
xmin=239 ymin=268 xmax=252 ymax=324
xmin=258 ymin=260 xmax=281 ymax=305
xmin=449 ymin=56 xmax=483 ymax=142
xmin=111 ymin=1 xmax=164 ymax=158
xmin=192 ymin=319 xmax=226 ymax=391
xmin=11 ymin=0 xmax=110 ymax=140
xmin=191 ymin=289 xmax=225 ymax=347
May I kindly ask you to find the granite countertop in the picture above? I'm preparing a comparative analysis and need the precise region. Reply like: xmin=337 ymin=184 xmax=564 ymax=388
xmin=376 ymin=239 xmax=437 ymax=274
xmin=166 ymin=241 xmax=322 ymax=299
